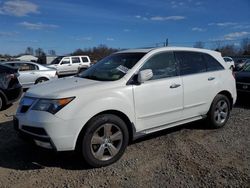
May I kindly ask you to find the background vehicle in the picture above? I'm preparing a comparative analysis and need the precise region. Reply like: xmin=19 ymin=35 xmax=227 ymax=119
xmin=0 ymin=64 xmax=22 ymax=110
xmin=234 ymin=59 xmax=250 ymax=72
xmin=235 ymin=64 xmax=250 ymax=93
xmin=223 ymin=56 xmax=235 ymax=69
xmin=47 ymin=56 xmax=91 ymax=75
xmin=3 ymin=61 xmax=58 ymax=88
xmin=15 ymin=47 xmax=236 ymax=167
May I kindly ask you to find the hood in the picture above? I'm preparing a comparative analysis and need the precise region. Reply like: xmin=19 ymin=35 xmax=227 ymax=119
xmin=236 ymin=72 xmax=250 ymax=83
xmin=25 ymin=76 xmax=104 ymax=98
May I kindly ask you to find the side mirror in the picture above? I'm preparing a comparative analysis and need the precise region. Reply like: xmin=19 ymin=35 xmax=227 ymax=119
xmin=138 ymin=69 xmax=153 ymax=83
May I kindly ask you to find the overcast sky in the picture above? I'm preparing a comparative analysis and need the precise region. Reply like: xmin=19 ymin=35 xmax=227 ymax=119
xmin=0 ymin=0 xmax=250 ymax=55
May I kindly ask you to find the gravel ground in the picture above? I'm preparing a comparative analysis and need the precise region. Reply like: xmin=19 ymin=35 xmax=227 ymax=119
xmin=0 ymin=95 xmax=249 ymax=188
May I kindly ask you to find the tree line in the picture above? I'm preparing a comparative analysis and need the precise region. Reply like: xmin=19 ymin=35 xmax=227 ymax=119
xmin=193 ymin=38 xmax=250 ymax=56
xmin=1 ymin=38 xmax=250 ymax=63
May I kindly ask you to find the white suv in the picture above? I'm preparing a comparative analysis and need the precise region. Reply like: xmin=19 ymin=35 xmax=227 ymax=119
xmin=14 ymin=47 xmax=237 ymax=167
xmin=47 ymin=55 xmax=91 ymax=75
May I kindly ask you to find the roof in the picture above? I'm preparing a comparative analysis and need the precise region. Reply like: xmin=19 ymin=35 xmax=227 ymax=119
xmin=117 ymin=46 xmax=221 ymax=56
xmin=16 ymin=55 xmax=38 ymax=61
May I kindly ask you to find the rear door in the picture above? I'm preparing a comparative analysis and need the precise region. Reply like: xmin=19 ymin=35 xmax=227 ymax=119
xmin=15 ymin=63 xmax=39 ymax=87
xmin=71 ymin=57 xmax=82 ymax=74
xmin=175 ymin=51 xmax=219 ymax=118
xmin=133 ymin=51 xmax=183 ymax=131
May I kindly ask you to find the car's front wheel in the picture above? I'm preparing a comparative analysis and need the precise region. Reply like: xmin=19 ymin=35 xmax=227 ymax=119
xmin=207 ymin=94 xmax=230 ymax=128
xmin=81 ymin=114 xmax=129 ymax=167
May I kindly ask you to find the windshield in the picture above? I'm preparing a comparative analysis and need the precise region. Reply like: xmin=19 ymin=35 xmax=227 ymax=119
xmin=50 ymin=56 xmax=64 ymax=64
xmin=77 ymin=53 xmax=146 ymax=81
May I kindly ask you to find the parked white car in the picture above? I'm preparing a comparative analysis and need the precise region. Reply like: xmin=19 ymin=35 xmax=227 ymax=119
xmin=14 ymin=47 xmax=237 ymax=167
xmin=3 ymin=61 xmax=58 ymax=88
xmin=223 ymin=56 xmax=235 ymax=69
xmin=47 ymin=55 xmax=91 ymax=75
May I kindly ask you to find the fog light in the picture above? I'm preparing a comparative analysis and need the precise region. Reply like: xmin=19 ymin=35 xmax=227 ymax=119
xmin=34 ymin=140 xmax=52 ymax=149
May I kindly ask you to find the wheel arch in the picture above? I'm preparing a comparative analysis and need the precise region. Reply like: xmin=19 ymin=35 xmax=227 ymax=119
xmin=35 ymin=76 xmax=49 ymax=84
xmin=75 ymin=110 xmax=135 ymax=151
xmin=217 ymin=90 xmax=233 ymax=110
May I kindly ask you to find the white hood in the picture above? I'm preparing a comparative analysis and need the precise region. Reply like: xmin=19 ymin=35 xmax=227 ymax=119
xmin=25 ymin=77 xmax=104 ymax=98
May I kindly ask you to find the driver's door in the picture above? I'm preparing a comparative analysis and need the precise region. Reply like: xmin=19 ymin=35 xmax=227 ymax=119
xmin=133 ymin=51 xmax=183 ymax=132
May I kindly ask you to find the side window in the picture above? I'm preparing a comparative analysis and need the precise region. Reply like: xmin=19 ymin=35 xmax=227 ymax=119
xmin=204 ymin=54 xmax=224 ymax=71
xmin=81 ymin=57 xmax=89 ymax=62
xmin=60 ymin=58 xmax=70 ymax=65
xmin=140 ymin=51 xmax=177 ymax=80
xmin=175 ymin=51 xmax=206 ymax=76
xmin=18 ymin=63 xmax=37 ymax=71
xmin=72 ymin=57 xmax=81 ymax=64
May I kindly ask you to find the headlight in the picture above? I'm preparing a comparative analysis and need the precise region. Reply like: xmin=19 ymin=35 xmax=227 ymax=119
xmin=32 ymin=97 xmax=75 ymax=114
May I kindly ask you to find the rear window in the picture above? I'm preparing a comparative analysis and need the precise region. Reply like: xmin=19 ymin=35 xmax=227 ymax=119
xmin=81 ymin=57 xmax=89 ymax=62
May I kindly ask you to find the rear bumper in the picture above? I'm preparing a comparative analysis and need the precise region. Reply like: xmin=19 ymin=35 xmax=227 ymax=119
xmin=3 ymin=85 xmax=23 ymax=105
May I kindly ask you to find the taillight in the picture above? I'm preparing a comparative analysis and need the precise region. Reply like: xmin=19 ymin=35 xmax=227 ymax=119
xmin=6 ymin=73 xmax=16 ymax=79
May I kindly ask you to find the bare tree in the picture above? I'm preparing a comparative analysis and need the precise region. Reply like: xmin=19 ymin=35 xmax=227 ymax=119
xmin=219 ymin=45 xmax=237 ymax=56
xmin=25 ymin=47 xmax=34 ymax=55
xmin=241 ymin=38 xmax=250 ymax=55
xmin=35 ymin=48 xmax=44 ymax=57
xmin=48 ymin=50 xmax=56 ymax=56
xmin=193 ymin=41 xmax=205 ymax=48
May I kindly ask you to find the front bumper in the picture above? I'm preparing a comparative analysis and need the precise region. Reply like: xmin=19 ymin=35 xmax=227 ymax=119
xmin=14 ymin=110 xmax=83 ymax=151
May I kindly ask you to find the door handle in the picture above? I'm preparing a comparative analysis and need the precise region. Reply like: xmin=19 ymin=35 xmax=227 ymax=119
xmin=208 ymin=77 xmax=215 ymax=81
xmin=170 ymin=83 xmax=181 ymax=88
xmin=30 ymin=72 xmax=35 ymax=74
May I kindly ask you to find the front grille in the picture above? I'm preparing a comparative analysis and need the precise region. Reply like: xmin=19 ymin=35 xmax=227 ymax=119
xmin=20 ymin=105 xmax=31 ymax=113
xmin=22 ymin=125 xmax=48 ymax=136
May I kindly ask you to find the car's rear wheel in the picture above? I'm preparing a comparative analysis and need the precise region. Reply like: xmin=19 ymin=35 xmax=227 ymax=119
xmin=207 ymin=94 xmax=230 ymax=128
xmin=81 ymin=114 xmax=129 ymax=167
xmin=35 ymin=77 xmax=49 ymax=84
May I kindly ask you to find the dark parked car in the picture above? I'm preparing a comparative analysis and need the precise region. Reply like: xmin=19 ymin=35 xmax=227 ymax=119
xmin=235 ymin=64 xmax=250 ymax=93
xmin=234 ymin=59 xmax=250 ymax=72
xmin=0 ymin=64 xmax=22 ymax=110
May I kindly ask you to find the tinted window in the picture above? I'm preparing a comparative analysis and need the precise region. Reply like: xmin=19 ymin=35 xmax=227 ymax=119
xmin=205 ymin=54 xmax=224 ymax=71
xmin=175 ymin=51 xmax=206 ymax=76
xmin=72 ymin=57 xmax=81 ymax=63
xmin=81 ymin=57 xmax=88 ymax=62
xmin=140 ymin=52 xmax=177 ymax=80
xmin=17 ymin=63 xmax=37 ymax=71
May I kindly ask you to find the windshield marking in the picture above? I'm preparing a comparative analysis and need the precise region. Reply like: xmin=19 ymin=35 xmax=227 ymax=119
xmin=116 ymin=65 xmax=129 ymax=73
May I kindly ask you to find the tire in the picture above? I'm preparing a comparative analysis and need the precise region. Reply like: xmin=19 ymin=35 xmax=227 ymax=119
xmin=81 ymin=114 xmax=129 ymax=168
xmin=207 ymin=94 xmax=230 ymax=128
xmin=35 ymin=77 xmax=49 ymax=84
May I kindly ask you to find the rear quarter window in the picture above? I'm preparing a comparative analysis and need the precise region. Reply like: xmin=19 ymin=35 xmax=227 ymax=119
xmin=204 ymin=54 xmax=224 ymax=71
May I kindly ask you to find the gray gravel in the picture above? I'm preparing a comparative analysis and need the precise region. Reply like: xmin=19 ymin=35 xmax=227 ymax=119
xmin=0 ymin=96 xmax=249 ymax=188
